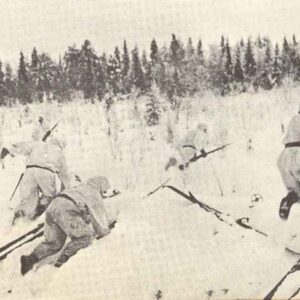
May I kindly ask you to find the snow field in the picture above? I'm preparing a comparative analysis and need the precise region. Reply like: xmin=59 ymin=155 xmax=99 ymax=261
xmin=0 ymin=87 xmax=299 ymax=299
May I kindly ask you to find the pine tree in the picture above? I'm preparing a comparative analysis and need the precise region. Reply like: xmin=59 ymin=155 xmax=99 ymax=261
xmin=225 ymin=40 xmax=233 ymax=78
xmin=17 ymin=51 xmax=31 ymax=103
xmin=0 ymin=61 xmax=6 ymax=105
xmin=186 ymin=37 xmax=195 ymax=59
xmin=95 ymin=61 xmax=106 ymax=99
xmin=130 ymin=47 xmax=145 ymax=92
xmin=52 ymin=57 xmax=71 ymax=102
xmin=64 ymin=45 xmax=81 ymax=90
xmin=197 ymin=39 xmax=204 ymax=65
xmin=79 ymin=40 xmax=97 ymax=99
xmin=121 ymin=40 xmax=130 ymax=92
xmin=142 ymin=50 xmax=152 ymax=90
xmin=122 ymin=40 xmax=130 ymax=76
xmin=260 ymin=42 xmax=272 ymax=89
xmin=145 ymin=92 xmax=161 ymax=126
xmin=31 ymin=47 xmax=39 ymax=69
xmin=233 ymin=47 xmax=244 ymax=82
xmin=244 ymin=38 xmax=256 ymax=81
xmin=220 ymin=35 xmax=226 ymax=55
xmin=240 ymin=38 xmax=245 ymax=48
xmin=272 ymin=43 xmax=281 ymax=86
xmin=170 ymin=34 xmax=184 ymax=68
xmin=281 ymin=37 xmax=291 ymax=77
xmin=150 ymin=39 xmax=158 ymax=64
xmin=107 ymin=54 xmax=119 ymax=94
xmin=114 ymin=47 xmax=122 ymax=91
xmin=4 ymin=63 xmax=16 ymax=101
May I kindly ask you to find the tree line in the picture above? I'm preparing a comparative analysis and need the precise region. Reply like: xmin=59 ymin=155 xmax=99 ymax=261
xmin=1 ymin=34 xmax=300 ymax=105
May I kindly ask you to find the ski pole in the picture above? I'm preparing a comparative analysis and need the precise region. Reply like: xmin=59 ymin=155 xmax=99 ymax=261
xmin=9 ymin=173 xmax=24 ymax=202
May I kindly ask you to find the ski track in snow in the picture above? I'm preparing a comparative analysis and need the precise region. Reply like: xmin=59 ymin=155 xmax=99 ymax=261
xmin=0 ymin=90 xmax=299 ymax=299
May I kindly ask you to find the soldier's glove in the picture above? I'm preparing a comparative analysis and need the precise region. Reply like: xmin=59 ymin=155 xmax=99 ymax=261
xmin=12 ymin=210 xmax=25 ymax=225
xmin=14 ymin=210 xmax=25 ymax=218
xmin=200 ymin=149 xmax=207 ymax=158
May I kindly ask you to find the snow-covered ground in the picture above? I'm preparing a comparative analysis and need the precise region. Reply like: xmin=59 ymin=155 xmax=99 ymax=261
xmin=0 ymin=87 xmax=300 ymax=299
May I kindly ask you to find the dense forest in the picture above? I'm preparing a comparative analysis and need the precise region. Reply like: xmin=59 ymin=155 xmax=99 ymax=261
xmin=1 ymin=34 xmax=300 ymax=105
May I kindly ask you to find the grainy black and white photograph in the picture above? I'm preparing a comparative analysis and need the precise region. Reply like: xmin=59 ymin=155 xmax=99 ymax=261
xmin=1 ymin=0 xmax=300 ymax=299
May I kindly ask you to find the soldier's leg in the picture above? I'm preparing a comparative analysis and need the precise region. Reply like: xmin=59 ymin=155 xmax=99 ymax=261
xmin=15 ymin=169 xmax=39 ymax=220
xmin=21 ymin=203 xmax=66 ymax=275
xmin=32 ymin=209 xmax=67 ymax=261
xmin=35 ymin=169 xmax=57 ymax=217
xmin=54 ymin=207 xmax=94 ymax=267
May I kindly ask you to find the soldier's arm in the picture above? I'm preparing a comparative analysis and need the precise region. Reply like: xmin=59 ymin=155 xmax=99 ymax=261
xmin=10 ymin=141 xmax=35 ymax=156
xmin=57 ymin=154 xmax=71 ymax=190
xmin=88 ymin=197 xmax=111 ymax=239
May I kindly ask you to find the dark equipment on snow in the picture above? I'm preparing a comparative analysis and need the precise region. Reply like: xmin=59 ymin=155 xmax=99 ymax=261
xmin=178 ymin=143 xmax=231 ymax=170
xmin=264 ymin=258 xmax=300 ymax=300
xmin=42 ymin=122 xmax=59 ymax=142
xmin=163 ymin=185 xmax=268 ymax=236
xmin=279 ymin=191 xmax=298 ymax=220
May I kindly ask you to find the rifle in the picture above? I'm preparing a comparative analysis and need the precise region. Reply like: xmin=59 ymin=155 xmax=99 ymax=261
xmin=42 ymin=122 xmax=59 ymax=142
xmin=179 ymin=143 xmax=231 ymax=170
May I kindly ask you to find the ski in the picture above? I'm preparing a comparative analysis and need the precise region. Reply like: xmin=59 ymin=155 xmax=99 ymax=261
xmin=143 ymin=178 xmax=171 ymax=199
xmin=0 ymin=220 xmax=117 ymax=262
xmin=264 ymin=259 xmax=300 ymax=300
xmin=0 ymin=223 xmax=44 ymax=254
xmin=164 ymin=185 xmax=267 ymax=236
xmin=0 ymin=230 xmax=44 ymax=261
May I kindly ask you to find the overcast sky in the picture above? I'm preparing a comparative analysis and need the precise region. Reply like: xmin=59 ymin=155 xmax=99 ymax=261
xmin=0 ymin=0 xmax=299 ymax=66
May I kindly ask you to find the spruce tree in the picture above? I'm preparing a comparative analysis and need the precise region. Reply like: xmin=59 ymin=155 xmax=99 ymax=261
xmin=272 ymin=43 xmax=281 ymax=86
xmin=244 ymin=38 xmax=256 ymax=81
xmin=0 ymin=61 xmax=6 ymax=104
xmin=130 ymin=47 xmax=145 ymax=92
xmin=4 ymin=63 xmax=15 ymax=101
xmin=79 ymin=40 xmax=97 ymax=99
xmin=186 ymin=37 xmax=195 ymax=59
xmin=281 ymin=37 xmax=291 ymax=77
xmin=17 ymin=51 xmax=31 ymax=103
xmin=234 ymin=47 xmax=244 ymax=82
xmin=121 ymin=40 xmax=130 ymax=92
xmin=225 ymin=40 xmax=233 ymax=78
xmin=260 ymin=43 xmax=272 ymax=90
xmin=122 ymin=40 xmax=130 ymax=77
xmin=95 ymin=61 xmax=106 ymax=99
xmin=64 ymin=45 xmax=80 ymax=90
xmin=31 ymin=47 xmax=39 ymax=69
xmin=150 ymin=39 xmax=158 ymax=64
xmin=197 ymin=39 xmax=204 ymax=65
xmin=220 ymin=35 xmax=226 ymax=55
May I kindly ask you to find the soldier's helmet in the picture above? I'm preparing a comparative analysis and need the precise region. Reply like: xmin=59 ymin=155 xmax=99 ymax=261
xmin=197 ymin=122 xmax=207 ymax=133
xmin=87 ymin=176 xmax=111 ymax=197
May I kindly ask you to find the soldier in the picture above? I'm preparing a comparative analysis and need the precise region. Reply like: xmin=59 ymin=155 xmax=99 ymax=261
xmin=165 ymin=122 xmax=208 ymax=171
xmin=278 ymin=109 xmax=300 ymax=219
xmin=20 ymin=176 xmax=118 ymax=275
xmin=13 ymin=136 xmax=70 ymax=222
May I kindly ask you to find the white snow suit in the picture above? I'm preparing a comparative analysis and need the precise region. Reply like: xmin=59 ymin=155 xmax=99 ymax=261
xmin=278 ymin=114 xmax=300 ymax=197
xmin=176 ymin=123 xmax=208 ymax=164
xmin=14 ymin=140 xmax=70 ymax=220
xmin=32 ymin=118 xmax=50 ymax=141
xmin=32 ymin=177 xmax=111 ymax=266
